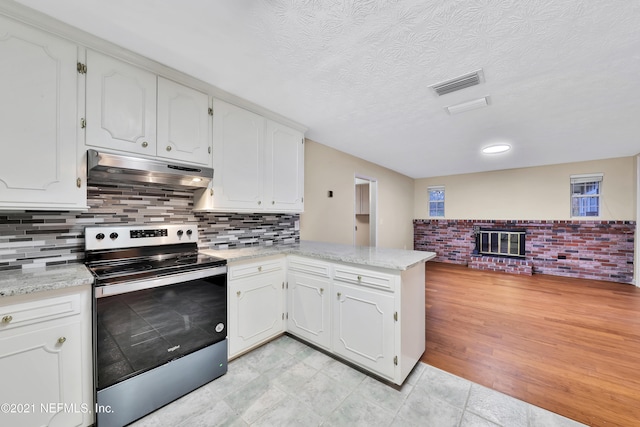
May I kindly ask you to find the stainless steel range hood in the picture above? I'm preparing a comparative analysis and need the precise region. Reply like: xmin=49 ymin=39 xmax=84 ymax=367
xmin=87 ymin=149 xmax=213 ymax=189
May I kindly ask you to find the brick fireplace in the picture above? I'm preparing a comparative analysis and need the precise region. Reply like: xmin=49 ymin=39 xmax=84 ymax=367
xmin=413 ymin=219 xmax=635 ymax=283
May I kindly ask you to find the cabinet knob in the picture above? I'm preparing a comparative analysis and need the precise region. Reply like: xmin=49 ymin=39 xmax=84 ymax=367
xmin=258 ymin=201 xmax=262 ymax=205
xmin=337 ymin=292 xmax=342 ymax=298
xmin=2 ymin=315 xmax=13 ymax=323
xmin=357 ymin=275 xmax=362 ymax=281
xmin=272 ymin=201 xmax=275 ymax=205
xmin=320 ymin=288 xmax=324 ymax=294
xmin=57 ymin=337 xmax=66 ymax=345
xmin=166 ymin=146 xmax=172 ymax=152
xmin=258 ymin=266 xmax=262 ymax=272
xmin=237 ymin=291 xmax=241 ymax=297
xmin=141 ymin=141 xmax=148 ymax=148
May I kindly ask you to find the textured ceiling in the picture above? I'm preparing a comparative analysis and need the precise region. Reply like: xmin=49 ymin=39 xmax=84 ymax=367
xmin=13 ymin=0 xmax=640 ymax=178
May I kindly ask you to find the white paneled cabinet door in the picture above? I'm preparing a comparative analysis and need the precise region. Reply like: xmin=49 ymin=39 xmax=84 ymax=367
xmin=228 ymin=260 xmax=285 ymax=358
xmin=287 ymin=271 xmax=331 ymax=350
xmin=332 ymin=282 xmax=396 ymax=379
xmin=0 ymin=321 xmax=84 ymax=427
xmin=264 ymin=120 xmax=304 ymax=212
xmin=212 ymin=100 xmax=264 ymax=210
xmin=157 ymin=77 xmax=211 ymax=165
xmin=0 ymin=16 xmax=84 ymax=210
xmin=85 ymin=50 xmax=156 ymax=156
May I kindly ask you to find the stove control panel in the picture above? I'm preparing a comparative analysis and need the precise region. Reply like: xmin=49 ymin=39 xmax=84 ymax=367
xmin=131 ymin=229 xmax=168 ymax=239
xmin=85 ymin=224 xmax=199 ymax=250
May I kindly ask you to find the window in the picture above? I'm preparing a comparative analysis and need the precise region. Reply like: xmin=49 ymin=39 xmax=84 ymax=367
xmin=428 ymin=186 xmax=445 ymax=217
xmin=570 ymin=174 xmax=602 ymax=217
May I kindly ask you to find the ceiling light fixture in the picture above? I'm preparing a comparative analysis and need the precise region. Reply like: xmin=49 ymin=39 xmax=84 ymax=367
xmin=482 ymin=144 xmax=511 ymax=154
xmin=445 ymin=96 xmax=490 ymax=115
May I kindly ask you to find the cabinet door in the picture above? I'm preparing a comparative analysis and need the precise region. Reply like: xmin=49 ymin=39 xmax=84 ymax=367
xmin=228 ymin=270 xmax=284 ymax=358
xmin=332 ymin=282 xmax=396 ymax=379
xmin=212 ymin=99 xmax=264 ymax=210
xmin=0 ymin=321 xmax=84 ymax=427
xmin=157 ymin=77 xmax=211 ymax=165
xmin=287 ymin=271 xmax=331 ymax=349
xmin=86 ymin=50 xmax=156 ymax=156
xmin=0 ymin=16 xmax=84 ymax=210
xmin=356 ymin=183 xmax=369 ymax=215
xmin=264 ymin=120 xmax=304 ymax=212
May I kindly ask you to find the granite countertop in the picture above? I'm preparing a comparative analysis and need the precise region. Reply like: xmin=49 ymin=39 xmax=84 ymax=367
xmin=0 ymin=264 xmax=94 ymax=298
xmin=202 ymin=240 xmax=436 ymax=271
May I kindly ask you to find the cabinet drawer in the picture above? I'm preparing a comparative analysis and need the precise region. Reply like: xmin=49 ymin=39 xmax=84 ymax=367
xmin=229 ymin=257 xmax=285 ymax=281
xmin=0 ymin=293 xmax=81 ymax=331
xmin=333 ymin=265 xmax=397 ymax=292
xmin=287 ymin=256 xmax=331 ymax=278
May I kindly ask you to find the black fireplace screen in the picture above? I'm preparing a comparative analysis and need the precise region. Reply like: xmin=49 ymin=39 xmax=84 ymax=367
xmin=477 ymin=229 xmax=526 ymax=258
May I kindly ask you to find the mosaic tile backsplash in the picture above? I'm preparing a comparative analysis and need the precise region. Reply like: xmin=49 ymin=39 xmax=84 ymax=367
xmin=0 ymin=183 xmax=299 ymax=271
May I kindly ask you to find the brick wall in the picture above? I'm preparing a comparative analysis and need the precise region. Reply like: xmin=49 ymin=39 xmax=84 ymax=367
xmin=414 ymin=219 xmax=635 ymax=284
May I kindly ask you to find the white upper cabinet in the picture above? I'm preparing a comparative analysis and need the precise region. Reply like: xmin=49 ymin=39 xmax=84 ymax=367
xmin=195 ymin=99 xmax=304 ymax=213
xmin=85 ymin=52 xmax=212 ymax=166
xmin=157 ymin=77 xmax=211 ymax=166
xmin=265 ymin=120 xmax=304 ymax=211
xmin=85 ymin=50 xmax=157 ymax=156
xmin=0 ymin=15 xmax=85 ymax=210
xmin=211 ymin=99 xmax=264 ymax=210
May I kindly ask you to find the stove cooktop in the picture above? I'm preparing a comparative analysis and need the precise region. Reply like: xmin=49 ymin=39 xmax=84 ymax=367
xmin=88 ymin=251 xmax=226 ymax=285
xmin=85 ymin=224 xmax=226 ymax=286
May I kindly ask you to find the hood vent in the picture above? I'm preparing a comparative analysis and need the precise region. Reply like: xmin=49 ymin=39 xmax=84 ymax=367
xmin=87 ymin=149 xmax=213 ymax=189
xmin=429 ymin=69 xmax=484 ymax=96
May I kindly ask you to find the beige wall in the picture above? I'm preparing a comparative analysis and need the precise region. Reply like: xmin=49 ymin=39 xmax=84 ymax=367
xmin=301 ymin=140 xmax=415 ymax=249
xmin=414 ymin=157 xmax=636 ymax=220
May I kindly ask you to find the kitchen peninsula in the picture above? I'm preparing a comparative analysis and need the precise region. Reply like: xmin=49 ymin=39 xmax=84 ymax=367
xmin=203 ymin=241 xmax=436 ymax=385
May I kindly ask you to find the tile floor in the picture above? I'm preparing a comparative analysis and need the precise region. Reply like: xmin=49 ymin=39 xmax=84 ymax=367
xmin=131 ymin=335 xmax=585 ymax=427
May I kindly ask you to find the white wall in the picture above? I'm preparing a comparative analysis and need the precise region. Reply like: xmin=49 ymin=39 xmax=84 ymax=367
xmin=414 ymin=157 xmax=636 ymax=221
xmin=301 ymin=140 xmax=414 ymax=249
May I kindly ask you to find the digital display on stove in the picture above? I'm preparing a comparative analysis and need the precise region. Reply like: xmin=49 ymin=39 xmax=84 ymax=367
xmin=130 ymin=229 xmax=168 ymax=239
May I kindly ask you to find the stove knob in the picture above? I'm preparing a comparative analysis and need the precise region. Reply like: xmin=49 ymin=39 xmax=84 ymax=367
xmin=177 ymin=230 xmax=184 ymax=237
xmin=96 ymin=233 xmax=105 ymax=240
xmin=110 ymin=232 xmax=118 ymax=240
xmin=186 ymin=229 xmax=193 ymax=237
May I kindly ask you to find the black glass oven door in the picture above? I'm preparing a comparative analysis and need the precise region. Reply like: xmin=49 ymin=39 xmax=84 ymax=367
xmin=95 ymin=274 xmax=226 ymax=391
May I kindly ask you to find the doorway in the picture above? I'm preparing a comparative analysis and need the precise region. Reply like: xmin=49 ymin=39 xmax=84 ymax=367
xmin=354 ymin=175 xmax=377 ymax=247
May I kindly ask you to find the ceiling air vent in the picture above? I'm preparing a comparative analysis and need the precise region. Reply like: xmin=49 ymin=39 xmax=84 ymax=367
xmin=429 ymin=69 xmax=484 ymax=96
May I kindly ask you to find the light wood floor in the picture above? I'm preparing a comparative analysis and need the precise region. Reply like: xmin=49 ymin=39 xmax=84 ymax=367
xmin=421 ymin=262 xmax=640 ymax=427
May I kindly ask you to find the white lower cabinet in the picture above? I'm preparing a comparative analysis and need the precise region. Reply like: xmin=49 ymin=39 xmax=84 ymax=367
xmin=332 ymin=281 xmax=396 ymax=379
xmin=0 ymin=286 xmax=93 ymax=427
xmin=228 ymin=254 xmax=426 ymax=385
xmin=287 ymin=257 xmax=332 ymax=350
xmin=228 ymin=257 xmax=286 ymax=358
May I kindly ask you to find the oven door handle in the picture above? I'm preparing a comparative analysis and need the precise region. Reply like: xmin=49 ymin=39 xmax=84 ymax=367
xmin=94 ymin=266 xmax=227 ymax=298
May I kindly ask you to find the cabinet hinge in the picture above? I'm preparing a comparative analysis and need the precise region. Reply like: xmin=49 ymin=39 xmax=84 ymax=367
xmin=77 ymin=62 xmax=87 ymax=74
xmin=393 ymin=312 xmax=398 ymax=322
xmin=76 ymin=178 xmax=82 ymax=188
xmin=208 ymin=146 xmax=212 ymax=154
xmin=301 ymin=138 xmax=304 ymax=144
xmin=301 ymin=197 xmax=303 ymax=203
xmin=282 ymin=282 xmax=284 ymax=289
xmin=208 ymin=107 xmax=213 ymax=116
xmin=80 ymin=118 xmax=86 ymax=129
xmin=286 ymin=282 xmax=289 ymax=289
xmin=393 ymin=356 xmax=398 ymax=366
xmin=286 ymin=312 xmax=289 ymax=319
xmin=282 ymin=313 xmax=284 ymax=320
